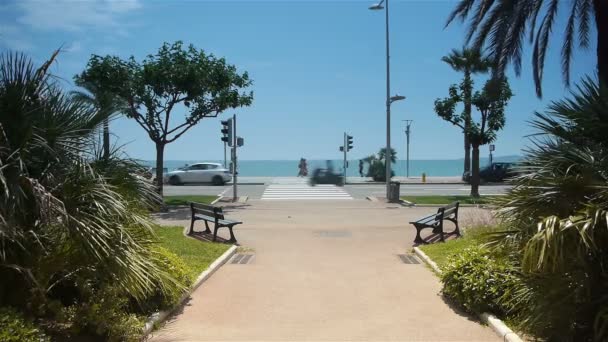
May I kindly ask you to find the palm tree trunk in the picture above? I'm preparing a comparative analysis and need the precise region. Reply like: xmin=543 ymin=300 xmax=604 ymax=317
xmin=155 ymin=142 xmax=165 ymax=196
xmin=595 ymin=0 xmax=608 ymax=87
xmin=103 ymin=118 xmax=110 ymax=160
xmin=463 ymin=70 xmax=472 ymax=175
xmin=464 ymin=124 xmax=471 ymax=175
xmin=470 ymin=143 xmax=480 ymax=198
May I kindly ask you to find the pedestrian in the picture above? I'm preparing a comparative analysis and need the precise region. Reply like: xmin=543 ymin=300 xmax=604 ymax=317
xmin=359 ymin=160 xmax=364 ymax=177
xmin=298 ymin=158 xmax=307 ymax=177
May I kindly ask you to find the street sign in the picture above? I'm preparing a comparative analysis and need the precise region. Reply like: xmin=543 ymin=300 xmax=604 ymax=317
xmin=490 ymin=144 xmax=495 ymax=152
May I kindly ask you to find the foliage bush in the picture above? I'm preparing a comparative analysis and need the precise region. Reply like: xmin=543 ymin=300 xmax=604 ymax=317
xmin=491 ymin=78 xmax=608 ymax=341
xmin=441 ymin=245 xmax=521 ymax=316
xmin=0 ymin=51 xmax=190 ymax=340
xmin=0 ymin=308 xmax=49 ymax=342
xmin=138 ymin=246 xmax=193 ymax=313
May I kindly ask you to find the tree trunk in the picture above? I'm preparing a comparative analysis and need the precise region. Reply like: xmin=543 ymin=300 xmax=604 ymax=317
xmin=103 ymin=118 xmax=110 ymax=160
xmin=464 ymin=126 xmax=471 ymax=175
xmin=470 ymin=144 xmax=480 ymax=198
xmin=155 ymin=142 xmax=165 ymax=196
xmin=595 ymin=0 xmax=608 ymax=87
xmin=463 ymin=70 xmax=472 ymax=175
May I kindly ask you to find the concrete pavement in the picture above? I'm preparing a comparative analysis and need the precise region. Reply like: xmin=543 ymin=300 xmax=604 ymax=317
xmin=150 ymin=200 xmax=498 ymax=341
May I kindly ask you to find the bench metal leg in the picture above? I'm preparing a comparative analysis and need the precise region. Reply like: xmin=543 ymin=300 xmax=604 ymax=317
xmin=446 ymin=218 xmax=461 ymax=238
xmin=212 ymin=225 xmax=219 ymax=241
xmin=413 ymin=225 xmax=426 ymax=244
xmin=204 ymin=220 xmax=211 ymax=234
xmin=188 ymin=218 xmax=195 ymax=235
xmin=227 ymin=225 xmax=237 ymax=243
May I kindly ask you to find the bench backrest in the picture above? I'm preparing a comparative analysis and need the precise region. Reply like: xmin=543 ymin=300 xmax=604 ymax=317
xmin=436 ymin=201 xmax=459 ymax=220
xmin=190 ymin=202 xmax=224 ymax=220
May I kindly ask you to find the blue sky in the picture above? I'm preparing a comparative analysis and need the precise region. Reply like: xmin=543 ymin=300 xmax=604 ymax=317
xmin=0 ymin=0 xmax=598 ymax=161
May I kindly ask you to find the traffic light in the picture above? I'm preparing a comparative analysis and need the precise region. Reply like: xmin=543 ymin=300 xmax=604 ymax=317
xmin=347 ymin=135 xmax=353 ymax=151
xmin=220 ymin=119 xmax=233 ymax=146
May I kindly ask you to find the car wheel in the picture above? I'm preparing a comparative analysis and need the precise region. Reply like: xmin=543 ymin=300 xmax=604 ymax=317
xmin=212 ymin=175 xmax=225 ymax=186
xmin=168 ymin=175 xmax=182 ymax=185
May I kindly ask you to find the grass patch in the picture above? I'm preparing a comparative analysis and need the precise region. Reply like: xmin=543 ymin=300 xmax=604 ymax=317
xmin=401 ymin=195 xmax=494 ymax=205
xmin=164 ymin=195 xmax=217 ymax=206
xmin=418 ymin=238 xmax=479 ymax=270
xmin=154 ymin=226 xmax=230 ymax=279
xmin=418 ymin=225 xmax=497 ymax=270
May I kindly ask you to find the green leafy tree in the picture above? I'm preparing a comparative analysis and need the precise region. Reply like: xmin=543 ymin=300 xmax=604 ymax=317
xmin=378 ymin=147 xmax=397 ymax=164
xmin=446 ymin=0 xmax=608 ymax=96
xmin=366 ymin=148 xmax=396 ymax=182
xmin=76 ymin=41 xmax=253 ymax=194
xmin=441 ymin=48 xmax=493 ymax=175
xmin=435 ymin=77 xmax=512 ymax=197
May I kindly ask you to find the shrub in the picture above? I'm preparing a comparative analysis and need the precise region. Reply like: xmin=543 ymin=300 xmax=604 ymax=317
xmin=0 ymin=308 xmax=49 ymax=342
xmin=138 ymin=246 xmax=193 ymax=313
xmin=441 ymin=245 xmax=521 ymax=315
xmin=62 ymin=285 xmax=143 ymax=342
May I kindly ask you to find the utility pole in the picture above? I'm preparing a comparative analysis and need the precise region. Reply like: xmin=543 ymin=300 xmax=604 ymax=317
xmin=403 ymin=120 xmax=412 ymax=178
xmin=232 ymin=114 xmax=237 ymax=202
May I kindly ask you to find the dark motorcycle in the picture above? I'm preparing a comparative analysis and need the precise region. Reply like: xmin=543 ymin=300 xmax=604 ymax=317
xmin=309 ymin=168 xmax=344 ymax=186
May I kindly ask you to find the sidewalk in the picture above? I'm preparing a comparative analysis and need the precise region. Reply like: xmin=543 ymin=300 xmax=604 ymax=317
xmin=150 ymin=200 xmax=498 ymax=341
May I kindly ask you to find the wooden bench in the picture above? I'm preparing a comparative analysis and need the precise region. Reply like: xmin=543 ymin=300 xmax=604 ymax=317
xmin=410 ymin=201 xmax=461 ymax=244
xmin=188 ymin=202 xmax=242 ymax=243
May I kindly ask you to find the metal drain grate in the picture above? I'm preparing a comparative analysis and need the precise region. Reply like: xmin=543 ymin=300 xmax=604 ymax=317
xmin=231 ymin=253 xmax=254 ymax=264
xmin=398 ymin=254 xmax=420 ymax=264
xmin=314 ymin=230 xmax=352 ymax=238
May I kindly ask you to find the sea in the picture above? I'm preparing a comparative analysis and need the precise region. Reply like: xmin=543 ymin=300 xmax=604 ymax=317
xmin=141 ymin=156 xmax=520 ymax=177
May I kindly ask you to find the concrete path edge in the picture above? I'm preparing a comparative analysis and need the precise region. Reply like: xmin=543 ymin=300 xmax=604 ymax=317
xmin=413 ymin=247 xmax=524 ymax=342
xmin=142 ymin=244 xmax=238 ymax=337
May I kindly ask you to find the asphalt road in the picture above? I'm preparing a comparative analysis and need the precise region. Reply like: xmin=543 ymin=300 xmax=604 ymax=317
xmin=164 ymin=183 xmax=510 ymax=199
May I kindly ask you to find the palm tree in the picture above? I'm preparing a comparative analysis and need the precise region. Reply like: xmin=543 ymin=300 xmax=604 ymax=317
xmin=71 ymin=80 xmax=124 ymax=160
xmin=378 ymin=147 xmax=397 ymax=164
xmin=446 ymin=0 xmax=608 ymax=96
xmin=441 ymin=48 xmax=493 ymax=175
xmin=0 ymin=51 xmax=177 ymax=312
xmin=493 ymin=78 xmax=608 ymax=340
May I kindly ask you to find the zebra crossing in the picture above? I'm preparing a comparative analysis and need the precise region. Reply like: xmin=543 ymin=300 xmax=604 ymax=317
xmin=261 ymin=179 xmax=353 ymax=200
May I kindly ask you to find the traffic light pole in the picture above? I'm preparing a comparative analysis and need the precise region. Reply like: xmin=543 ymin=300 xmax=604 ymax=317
xmin=223 ymin=142 xmax=227 ymax=168
xmin=232 ymin=114 xmax=237 ymax=202
xmin=343 ymin=132 xmax=347 ymax=181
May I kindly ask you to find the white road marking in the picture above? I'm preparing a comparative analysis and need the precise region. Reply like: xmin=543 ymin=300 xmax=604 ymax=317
xmin=262 ymin=184 xmax=353 ymax=200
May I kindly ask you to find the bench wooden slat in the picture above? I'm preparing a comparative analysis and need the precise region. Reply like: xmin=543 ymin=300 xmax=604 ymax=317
xmin=188 ymin=201 xmax=241 ymax=243
xmin=410 ymin=213 xmax=437 ymax=225
xmin=410 ymin=201 xmax=461 ymax=244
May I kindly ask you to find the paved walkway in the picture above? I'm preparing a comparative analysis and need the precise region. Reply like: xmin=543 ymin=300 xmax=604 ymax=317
xmin=151 ymin=200 xmax=498 ymax=341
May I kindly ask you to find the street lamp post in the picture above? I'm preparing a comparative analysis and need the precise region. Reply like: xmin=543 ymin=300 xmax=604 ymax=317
xmin=370 ymin=0 xmax=405 ymax=199
xmin=403 ymin=120 xmax=412 ymax=178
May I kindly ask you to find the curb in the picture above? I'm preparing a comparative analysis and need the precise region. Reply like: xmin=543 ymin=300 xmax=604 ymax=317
xmin=412 ymin=247 xmax=524 ymax=342
xmin=142 ymin=244 xmax=238 ymax=337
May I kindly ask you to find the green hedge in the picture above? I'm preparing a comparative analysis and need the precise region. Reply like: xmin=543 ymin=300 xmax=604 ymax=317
xmin=0 ymin=308 xmax=49 ymax=342
xmin=440 ymin=245 xmax=521 ymax=315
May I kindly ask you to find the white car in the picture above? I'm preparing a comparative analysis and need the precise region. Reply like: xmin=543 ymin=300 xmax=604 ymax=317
xmin=163 ymin=163 xmax=232 ymax=185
